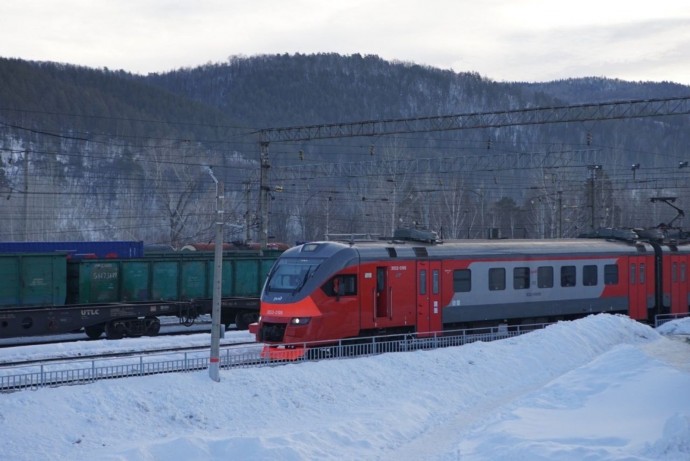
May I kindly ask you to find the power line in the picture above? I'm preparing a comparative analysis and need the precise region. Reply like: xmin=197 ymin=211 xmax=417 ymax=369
xmin=256 ymin=97 xmax=690 ymax=143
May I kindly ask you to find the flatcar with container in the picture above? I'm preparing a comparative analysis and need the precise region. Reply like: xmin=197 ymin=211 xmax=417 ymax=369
xmin=0 ymin=240 xmax=144 ymax=259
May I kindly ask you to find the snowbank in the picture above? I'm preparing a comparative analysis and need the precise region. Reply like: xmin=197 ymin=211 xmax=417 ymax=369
xmin=1 ymin=314 xmax=689 ymax=460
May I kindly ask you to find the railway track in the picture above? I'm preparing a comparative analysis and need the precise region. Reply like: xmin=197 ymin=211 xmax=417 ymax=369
xmin=0 ymin=340 xmax=258 ymax=368
xmin=0 ymin=318 xmax=240 ymax=349
xmin=0 ymin=327 xmax=255 ymax=367
xmin=0 ymin=339 xmax=265 ymax=392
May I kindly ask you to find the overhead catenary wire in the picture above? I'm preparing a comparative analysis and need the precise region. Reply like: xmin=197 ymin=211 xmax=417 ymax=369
xmin=3 ymin=96 xmax=690 ymax=242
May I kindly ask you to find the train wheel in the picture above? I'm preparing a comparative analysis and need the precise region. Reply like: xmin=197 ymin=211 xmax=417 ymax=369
xmin=105 ymin=321 xmax=126 ymax=340
xmin=146 ymin=316 xmax=161 ymax=336
xmin=84 ymin=324 xmax=105 ymax=340
xmin=234 ymin=312 xmax=259 ymax=330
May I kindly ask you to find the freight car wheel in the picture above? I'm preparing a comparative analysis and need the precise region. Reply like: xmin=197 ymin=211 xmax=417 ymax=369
xmin=234 ymin=312 xmax=259 ymax=330
xmin=105 ymin=321 xmax=126 ymax=340
xmin=145 ymin=316 xmax=161 ymax=336
xmin=84 ymin=323 xmax=105 ymax=340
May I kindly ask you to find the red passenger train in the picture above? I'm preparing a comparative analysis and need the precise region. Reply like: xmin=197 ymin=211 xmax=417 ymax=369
xmin=250 ymin=229 xmax=690 ymax=359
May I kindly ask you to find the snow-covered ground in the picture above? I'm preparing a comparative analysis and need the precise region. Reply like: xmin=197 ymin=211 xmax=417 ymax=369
xmin=1 ymin=314 xmax=689 ymax=461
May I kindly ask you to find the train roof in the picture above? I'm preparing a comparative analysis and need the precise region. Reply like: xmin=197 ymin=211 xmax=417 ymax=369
xmin=280 ymin=238 xmax=667 ymax=262
xmin=346 ymin=238 xmax=657 ymax=259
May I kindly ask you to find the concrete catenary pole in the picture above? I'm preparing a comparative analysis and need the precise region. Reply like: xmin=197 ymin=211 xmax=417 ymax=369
xmin=207 ymin=168 xmax=224 ymax=382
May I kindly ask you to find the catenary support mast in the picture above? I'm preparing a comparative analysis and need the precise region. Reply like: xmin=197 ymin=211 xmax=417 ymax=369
xmin=255 ymin=97 xmax=690 ymax=247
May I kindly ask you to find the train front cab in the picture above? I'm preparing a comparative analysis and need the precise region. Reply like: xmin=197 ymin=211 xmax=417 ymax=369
xmin=253 ymin=242 xmax=363 ymax=360
xmin=253 ymin=242 xmax=443 ymax=360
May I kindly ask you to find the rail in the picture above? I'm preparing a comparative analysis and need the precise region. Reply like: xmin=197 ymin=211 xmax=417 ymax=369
xmin=0 ymin=323 xmax=548 ymax=392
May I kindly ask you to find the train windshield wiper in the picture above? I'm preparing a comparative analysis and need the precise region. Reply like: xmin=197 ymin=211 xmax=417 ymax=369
xmin=293 ymin=264 xmax=320 ymax=294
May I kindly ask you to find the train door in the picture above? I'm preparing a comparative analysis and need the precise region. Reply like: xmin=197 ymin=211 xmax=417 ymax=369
xmin=416 ymin=260 xmax=443 ymax=335
xmin=669 ymin=254 xmax=688 ymax=314
xmin=375 ymin=266 xmax=388 ymax=318
xmin=360 ymin=263 xmax=415 ymax=331
xmin=627 ymin=256 xmax=647 ymax=320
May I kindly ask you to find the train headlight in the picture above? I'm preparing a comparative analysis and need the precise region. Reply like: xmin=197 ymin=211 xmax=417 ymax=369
xmin=290 ymin=317 xmax=311 ymax=325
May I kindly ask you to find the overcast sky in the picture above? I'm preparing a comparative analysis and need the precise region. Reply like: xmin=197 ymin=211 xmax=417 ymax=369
xmin=2 ymin=1 xmax=690 ymax=85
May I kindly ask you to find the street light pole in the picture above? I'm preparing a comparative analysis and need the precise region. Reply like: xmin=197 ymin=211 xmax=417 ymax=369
xmin=206 ymin=168 xmax=224 ymax=382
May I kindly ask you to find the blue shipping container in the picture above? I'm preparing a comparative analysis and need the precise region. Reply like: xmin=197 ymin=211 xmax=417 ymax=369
xmin=0 ymin=241 xmax=144 ymax=259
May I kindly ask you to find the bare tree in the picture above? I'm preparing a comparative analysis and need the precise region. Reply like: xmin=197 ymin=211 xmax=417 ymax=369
xmin=143 ymin=143 xmax=215 ymax=248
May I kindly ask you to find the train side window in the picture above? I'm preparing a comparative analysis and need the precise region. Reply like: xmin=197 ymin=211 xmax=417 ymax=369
xmin=420 ymin=270 xmax=427 ymax=295
xmin=583 ymin=265 xmax=597 ymax=286
xmin=432 ymin=269 xmax=440 ymax=294
xmin=672 ymin=262 xmax=678 ymax=283
xmin=321 ymin=274 xmax=357 ymax=297
xmin=561 ymin=266 xmax=576 ymax=287
xmin=639 ymin=263 xmax=646 ymax=284
xmin=604 ymin=264 xmax=618 ymax=285
xmin=513 ymin=267 xmax=530 ymax=290
xmin=630 ymin=264 xmax=636 ymax=285
xmin=377 ymin=268 xmax=386 ymax=293
xmin=343 ymin=275 xmax=357 ymax=295
xmin=680 ymin=263 xmax=687 ymax=282
xmin=453 ymin=269 xmax=471 ymax=293
xmin=488 ymin=268 xmax=505 ymax=291
xmin=537 ymin=266 xmax=553 ymax=288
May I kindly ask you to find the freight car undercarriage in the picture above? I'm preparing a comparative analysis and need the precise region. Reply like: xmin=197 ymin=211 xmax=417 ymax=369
xmin=0 ymin=297 xmax=260 ymax=340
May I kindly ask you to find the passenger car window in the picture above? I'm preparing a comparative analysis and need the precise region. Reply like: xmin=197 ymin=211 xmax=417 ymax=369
xmin=513 ymin=267 xmax=530 ymax=290
xmin=453 ymin=269 xmax=471 ymax=292
xmin=537 ymin=266 xmax=553 ymax=288
xmin=488 ymin=268 xmax=505 ymax=291
xmin=561 ymin=266 xmax=576 ymax=287
xmin=583 ymin=265 xmax=597 ymax=286
xmin=604 ymin=264 xmax=618 ymax=285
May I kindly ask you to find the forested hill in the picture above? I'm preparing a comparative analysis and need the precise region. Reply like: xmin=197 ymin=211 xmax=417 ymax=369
xmin=516 ymin=77 xmax=690 ymax=105
xmin=0 ymin=57 xmax=238 ymax=140
xmin=2 ymin=53 xmax=689 ymax=136
xmin=142 ymin=53 xmax=690 ymax=126
xmin=142 ymin=53 xmax=545 ymax=127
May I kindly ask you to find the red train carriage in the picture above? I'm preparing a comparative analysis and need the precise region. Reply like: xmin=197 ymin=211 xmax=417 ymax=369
xmin=251 ymin=234 xmax=685 ymax=360
xmin=659 ymin=243 xmax=690 ymax=315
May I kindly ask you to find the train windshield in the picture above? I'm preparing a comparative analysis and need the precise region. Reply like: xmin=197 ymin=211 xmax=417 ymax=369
xmin=266 ymin=257 xmax=324 ymax=293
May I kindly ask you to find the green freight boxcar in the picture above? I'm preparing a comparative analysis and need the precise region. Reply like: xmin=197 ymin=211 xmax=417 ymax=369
xmin=0 ymin=249 xmax=282 ymax=339
xmin=67 ymin=251 xmax=279 ymax=304
xmin=0 ymin=253 xmax=67 ymax=307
